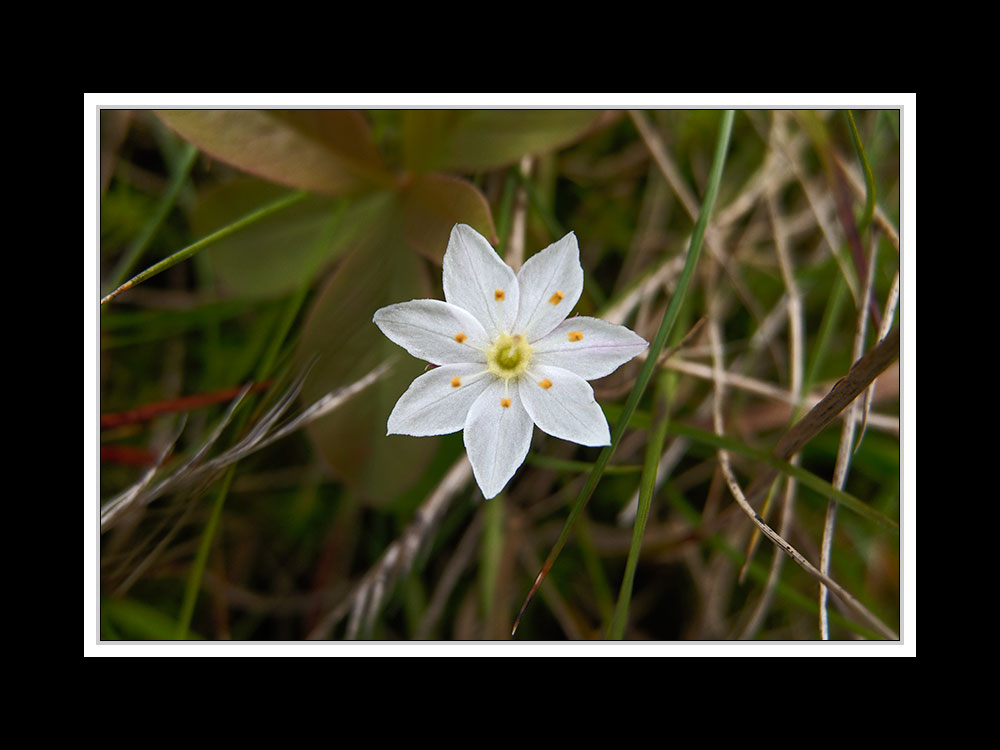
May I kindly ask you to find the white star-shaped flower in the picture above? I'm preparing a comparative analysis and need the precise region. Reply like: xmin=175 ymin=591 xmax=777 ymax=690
xmin=373 ymin=224 xmax=649 ymax=499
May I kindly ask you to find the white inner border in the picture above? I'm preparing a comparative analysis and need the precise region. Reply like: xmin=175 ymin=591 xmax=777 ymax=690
xmin=85 ymin=93 xmax=915 ymax=657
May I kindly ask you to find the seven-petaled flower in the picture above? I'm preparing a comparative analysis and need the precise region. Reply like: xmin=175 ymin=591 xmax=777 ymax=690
xmin=373 ymin=224 xmax=649 ymax=499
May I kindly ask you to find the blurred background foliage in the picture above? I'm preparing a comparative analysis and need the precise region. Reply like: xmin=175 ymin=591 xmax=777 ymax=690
xmin=99 ymin=108 xmax=900 ymax=641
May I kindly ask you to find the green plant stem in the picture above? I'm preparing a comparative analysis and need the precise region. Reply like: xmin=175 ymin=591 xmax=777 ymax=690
xmin=846 ymin=110 xmax=876 ymax=233
xmin=480 ymin=492 xmax=505 ymax=627
xmin=101 ymin=189 xmax=308 ymax=305
xmin=609 ymin=373 xmax=671 ymax=639
xmin=512 ymin=110 xmax=735 ymax=635
xmin=174 ymin=467 xmax=234 ymax=638
xmin=105 ymin=143 xmax=199 ymax=293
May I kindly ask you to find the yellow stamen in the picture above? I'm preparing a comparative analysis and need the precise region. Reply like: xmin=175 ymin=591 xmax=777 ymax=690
xmin=538 ymin=378 xmax=552 ymax=389
xmin=455 ymin=332 xmax=467 ymax=343
xmin=500 ymin=398 xmax=511 ymax=408
xmin=486 ymin=333 xmax=533 ymax=380
xmin=494 ymin=289 xmax=505 ymax=301
xmin=549 ymin=290 xmax=565 ymax=305
xmin=568 ymin=331 xmax=583 ymax=342
xmin=450 ymin=376 xmax=462 ymax=388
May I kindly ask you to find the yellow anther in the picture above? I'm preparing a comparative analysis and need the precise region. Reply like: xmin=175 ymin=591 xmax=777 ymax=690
xmin=451 ymin=376 xmax=462 ymax=388
xmin=494 ymin=289 xmax=506 ymax=301
xmin=549 ymin=290 xmax=565 ymax=305
xmin=538 ymin=378 xmax=553 ymax=390
xmin=455 ymin=332 xmax=467 ymax=343
xmin=568 ymin=331 xmax=584 ymax=342
xmin=500 ymin=398 xmax=512 ymax=408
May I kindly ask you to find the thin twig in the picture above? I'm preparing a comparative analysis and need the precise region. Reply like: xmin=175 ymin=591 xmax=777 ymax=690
xmin=761 ymin=325 xmax=899 ymax=474
xmin=603 ymin=114 xmax=806 ymax=333
xmin=708 ymin=318 xmax=897 ymax=640
xmin=819 ymin=236 xmax=878 ymax=638
xmin=857 ymin=270 xmax=900 ymax=453
xmin=739 ymin=189 xmax=805 ymax=586
xmin=661 ymin=358 xmax=899 ymax=435
xmin=771 ymin=112 xmax=861 ymax=306
xmin=629 ymin=110 xmax=769 ymax=337
xmin=738 ymin=473 xmax=795 ymax=639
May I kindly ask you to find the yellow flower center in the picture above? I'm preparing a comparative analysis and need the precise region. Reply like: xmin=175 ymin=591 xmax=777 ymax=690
xmin=487 ymin=333 xmax=533 ymax=380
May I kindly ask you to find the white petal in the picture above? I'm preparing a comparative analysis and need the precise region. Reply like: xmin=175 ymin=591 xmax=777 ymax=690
xmin=463 ymin=379 xmax=534 ymax=499
xmin=373 ymin=299 xmax=489 ymax=365
xmin=514 ymin=232 xmax=584 ymax=342
xmin=531 ymin=316 xmax=648 ymax=381
xmin=442 ymin=224 xmax=519 ymax=338
xmin=520 ymin=365 xmax=611 ymax=446
xmin=387 ymin=364 xmax=491 ymax=437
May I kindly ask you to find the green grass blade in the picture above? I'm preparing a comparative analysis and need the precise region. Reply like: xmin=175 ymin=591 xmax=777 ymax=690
xmin=609 ymin=374 xmax=671 ymax=639
xmin=512 ymin=110 xmax=736 ymax=635
xmin=105 ymin=143 xmax=199 ymax=294
xmin=101 ymin=189 xmax=308 ymax=305
xmin=846 ymin=110 xmax=876 ymax=233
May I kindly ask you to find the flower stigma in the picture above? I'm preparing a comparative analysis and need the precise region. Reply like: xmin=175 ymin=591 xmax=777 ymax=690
xmin=487 ymin=333 xmax=533 ymax=380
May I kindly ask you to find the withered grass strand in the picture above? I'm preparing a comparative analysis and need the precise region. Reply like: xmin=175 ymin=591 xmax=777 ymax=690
xmin=819 ymin=236 xmax=878 ymax=638
xmin=772 ymin=112 xmax=860 ymax=305
xmin=603 ymin=110 xmax=811 ymax=333
xmin=708 ymin=318 xmax=897 ymax=640
xmin=630 ymin=110 xmax=768 ymax=326
xmin=414 ymin=513 xmax=485 ymax=639
xmin=100 ymin=363 xmax=390 ymax=533
xmin=662 ymin=358 xmax=898 ymax=434
xmin=738 ymin=188 xmax=805 ymax=595
xmin=308 ymin=457 xmax=474 ymax=640
xmin=857 ymin=270 xmax=900 ymax=453
xmin=100 ymin=418 xmax=188 ymax=531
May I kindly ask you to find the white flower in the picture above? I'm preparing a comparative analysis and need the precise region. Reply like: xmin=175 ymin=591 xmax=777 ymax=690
xmin=373 ymin=224 xmax=648 ymax=499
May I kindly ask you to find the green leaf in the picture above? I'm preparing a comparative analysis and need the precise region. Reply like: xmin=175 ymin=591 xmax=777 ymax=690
xmin=295 ymin=214 xmax=437 ymax=506
xmin=158 ymin=110 xmax=394 ymax=196
xmin=398 ymin=173 xmax=496 ymax=262
xmin=402 ymin=110 xmax=605 ymax=173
